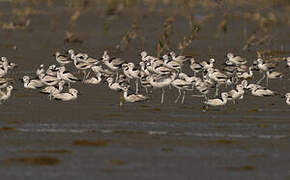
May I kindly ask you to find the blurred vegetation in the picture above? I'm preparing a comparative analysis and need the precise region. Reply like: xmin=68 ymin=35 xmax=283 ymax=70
xmin=0 ymin=0 xmax=288 ymax=54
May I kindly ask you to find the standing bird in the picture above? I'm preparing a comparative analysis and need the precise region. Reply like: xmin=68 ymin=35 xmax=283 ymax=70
xmin=282 ymin=93 xmax=290 ymax=105
xmin=193 ymin=78 xmax=210 ymax=100
xmin=73 ymin=57 xmax=93 ymax=81
xmin=102 ymin=51 xmax=125 ymax=80
xmin=106 ymin=77 xmax=123 ymax=92
xmin=190 ymin=58 xmax=202 ymax=76
xmin=200 ymin=58 xmax=215 ymax=70
xmin=147 ymin=73 xmax=176 ymax=104
xmin=207 ymin=68 xmax=227 ymax=96
xmin=227 ymin=53 xmax=247 ymax=65
xmin=227 ymin=84 xmax=245 ymax=104
xmin=36 ymin=64 xmax=45 ymax=77
xmin=46 ymin=64 xmax=59 ymax=77
xmin=40 ymin=80 xmax=66 ymax=100
xmin=0 ymin=78 xmax=13 ymax=89
xmin=171 ymin=78 xmax=192 ymax=104
xmin=266 ymin=70 xmax=283 ymax=87
xmin=0 ymin=85 xmax=13 ymax=104
xmin=237 ymin=66 xmax=254 ymax=79
xmin=68 ymin=49 xmax=88 ymax=62
xmin=286 ymin=57 xmax=290 ymax=68
xmin=170 ymin=52 xmax=190 ymax=64
xmin=0 ymin=58 xmax=9 ymax=77
xmin=57 ymin=66 xmax=79 ymax=87
xmin=256 ymin=58 xmax=272 ymax=86
xmin=127 ymin=63 xmax=141 ymax=93
xmin=163 ymin=55 xmax=181 ymax=72
xmin=83 ymin=72 xmax=102 ymax=85
xmin=39 ymin=72 xmax=60 ymax=86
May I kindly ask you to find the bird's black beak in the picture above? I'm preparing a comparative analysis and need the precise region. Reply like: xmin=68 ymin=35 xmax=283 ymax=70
xmin=10 ymin=80 xmax=16 ymax=84
xmin=281 ymin=95 xmax=285 ymax=98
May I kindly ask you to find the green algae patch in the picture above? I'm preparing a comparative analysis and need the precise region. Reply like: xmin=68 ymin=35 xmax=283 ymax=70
xmin=6 ymin=120 xmax=24 ymax=124
xmin=21 ymin=149 xmax=72 ymax=154
xmin=139 ymin=104 xmax=150 ymax=108
xmin=108 ymin=159 xmax=125 ymax=166
xmin=101 ymin=168 xmax=113 ymax=173
xmin=248 ymin=108 xmax=258 ymax=113
xmin=226 ymin=165 xmax=256 ymax=171
xmin=161 ymin=147 xmax=174 ymax=152
xmin=256 ymin=124 xmax=269 ymax=128
xmin=4 ymin=156 xmax=60 ymax=166
xmin=0 ymin=127 xmax=17 ymax=131
xmin=214 ymin=139 xmax=239 ymax=144
xmin=149 ymin=107 xmax=161 ymax=112
xmin=72 ymin=139 xmax=108 ymax=147
xmin=105 ymin=113 xmax=122 ymax=118
xmin=249 ymin=154 xmax=267 ymax=159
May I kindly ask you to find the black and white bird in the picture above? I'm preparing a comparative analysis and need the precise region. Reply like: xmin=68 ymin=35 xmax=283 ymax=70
xmin=0 ymin=85 xmax=13 ymax=104
xmin=55 ymin=51 xmax=71 ymax=66
xmin=23 ymin=76 xmax=44 ymax=89
xmin=227 ymin=53 xmax=247 ymax=65
xmin=122 ymin=86 xmax=149 ymax=103
xmin=204 ymin=92 xmax=229 ymax=110
xmin=53 ymin=88 xmax=79 ymax=101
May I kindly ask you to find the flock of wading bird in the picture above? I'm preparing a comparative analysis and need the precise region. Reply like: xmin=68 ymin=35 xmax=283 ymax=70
xmin=0 ymin=49 xmax=290 ymax=110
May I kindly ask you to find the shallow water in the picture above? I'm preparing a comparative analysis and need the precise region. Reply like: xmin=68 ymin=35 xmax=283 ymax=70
xmin=0 ymin=1 xmax=290 ymax=179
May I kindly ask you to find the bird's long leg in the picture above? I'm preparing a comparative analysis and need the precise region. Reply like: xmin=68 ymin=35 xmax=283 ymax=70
xmin=85 ymin=69 xmax=91 ymax=79
xmin=256 ymin=72 xmax=265 ymax=84
xmin=181 ymin=90 xmax=186 ymax=104
xmin=135 ymin=79 xmax=139 ymax=94
xmin=161 ymin=88 xmax=165 ymax=104
xmin=82 ymin=70 xmax=87 ymax=82
xmin=175 ymin=89 xmax=181 ymax=103
xmin=120 ymin=92 xmax=124 ymax=107
xmin=266 ymin=76 xmax=269 ymax=88
xmin=191 ymin=94 xmax=205 ymax=97
xmin=115 ymin=71 xmax=119 ymax=82
xmin=145 ymin=87 xmax=148 ymax=94
xmin=215 ymin=84 xmax=220 ymax=97
xmin=203 ymin=105 xmax=208 ymax=112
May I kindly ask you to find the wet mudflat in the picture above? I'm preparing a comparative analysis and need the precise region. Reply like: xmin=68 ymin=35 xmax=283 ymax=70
xmin=0 ymin=0 xmax=290 ymax=179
